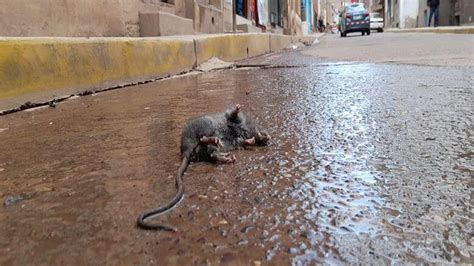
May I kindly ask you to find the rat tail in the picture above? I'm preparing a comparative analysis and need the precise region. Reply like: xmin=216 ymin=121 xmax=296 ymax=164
xmin=137 ymin=156 xmax=189 ymax=231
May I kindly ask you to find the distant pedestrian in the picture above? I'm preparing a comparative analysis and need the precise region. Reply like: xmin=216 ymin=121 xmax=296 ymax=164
xmin=318 ymin=16 xmax=325 ymax=32
xmin=427 ymin=0 xmax=439 ymax=27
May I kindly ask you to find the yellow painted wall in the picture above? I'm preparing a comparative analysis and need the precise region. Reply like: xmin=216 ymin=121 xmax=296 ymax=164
xmin=0 ymin=38 xmax=196 ymax=99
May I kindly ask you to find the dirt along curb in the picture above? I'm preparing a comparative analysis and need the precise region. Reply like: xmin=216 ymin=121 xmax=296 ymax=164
xmin=0 ymin=33 xmax=321 ymax=114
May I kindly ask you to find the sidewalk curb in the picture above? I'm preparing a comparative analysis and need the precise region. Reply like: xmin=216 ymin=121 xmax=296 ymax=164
xmin=0 ymin=33 xmax=321 ymax=112
xmin=386 ymin=26 xmax=474 ymax=34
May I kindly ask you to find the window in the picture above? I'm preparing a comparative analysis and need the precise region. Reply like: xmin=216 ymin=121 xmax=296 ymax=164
xmin=348 ymin=3 xmax=365 ymax=12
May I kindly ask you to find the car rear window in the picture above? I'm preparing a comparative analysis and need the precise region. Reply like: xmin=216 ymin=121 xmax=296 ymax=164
xmin=348 ymin=4 xmax=365 ymax=12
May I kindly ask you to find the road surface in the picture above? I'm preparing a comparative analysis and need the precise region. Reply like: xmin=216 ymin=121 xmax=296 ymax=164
xmin=1 ymin=33 xmax=473 ymax=264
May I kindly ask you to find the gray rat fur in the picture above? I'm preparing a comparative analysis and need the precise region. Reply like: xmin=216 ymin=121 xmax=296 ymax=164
xmin=137 ymin=104 xmax=270 ymax=231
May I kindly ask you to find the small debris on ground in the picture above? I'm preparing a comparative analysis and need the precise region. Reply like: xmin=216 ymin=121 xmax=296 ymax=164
xmin=218 ymin=219 xmax=228 ymax=225
xmin=240 ymin=225 xmax=255 ymax=233
xmin=4 ymin=195 xmax=24 ymax=207
xmin=238 ymin=239 xmax=249 ymax=245
xmin=197 ymin=57 xmax=234 ymax=72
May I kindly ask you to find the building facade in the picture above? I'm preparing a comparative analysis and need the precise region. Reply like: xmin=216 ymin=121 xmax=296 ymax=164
xmin=0 ymin=0 xmax=323 ymax=37
xmin=385 ymin=0 xmax=474 ymax=28
xmin=0 ymin=0 xmax=232 ymax=37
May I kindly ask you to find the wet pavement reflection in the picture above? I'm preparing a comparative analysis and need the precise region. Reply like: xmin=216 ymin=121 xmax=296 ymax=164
xmin=0 ymin=51 xmax=472 ymax=264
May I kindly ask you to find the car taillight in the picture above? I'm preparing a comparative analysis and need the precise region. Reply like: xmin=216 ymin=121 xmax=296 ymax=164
xmin=365 ymin=12 xmax=369 ymax=17
xmin=345 ymin=14 xmax=352 ymax=19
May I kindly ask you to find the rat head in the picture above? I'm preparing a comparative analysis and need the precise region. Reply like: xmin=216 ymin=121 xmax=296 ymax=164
xmin=224 ymin=104 xmax=271 ymax=147
xmin=255 ymin=131 xmax=271 ymax=146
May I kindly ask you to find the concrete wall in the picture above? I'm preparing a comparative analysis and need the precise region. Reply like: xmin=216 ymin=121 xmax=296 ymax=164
xmin=386 ymin=0 xmax=474 ymax=30
xmin=417 ymin=1 xmax=428 ymax=27
xmin=0 ymin=0 xmax=176 ymax=37
xmin=459 ymin=0 xmax=474 ymax=25
xmin=438 ymin=0 xmax=452 ymax=26
xmin=437 ymin=0 xmax=474 ymax=26
xmin=175 ymin=0 xmax=194 ymax=18
xmin=384 ymin=0 xmax=401 ymax=28
xmin=408 ymin=0 xmax=473 ymax=28
xmin=223 ymin=0 xmax=234 ymax=32
xmin=197 ymin=4 xmax=225 ymax=33
xmin=176 ymin=0 xmax=228 ymax=33
xmin=121 ymin=0 xmax=176 ymax=36
xmin=0 ymin=0 xmax=126 ymax=37
xmin=288 ymin=0 xmax=304 ymax=35
xmin=0 ymin=0 xmax=301 ymax=36
xmin=461 ymin=0 xmax=474 ymax=25
xmin=139 ymin=12 xmax=194 ymax=36
xmin=385 ymin=0 xmax=420 ymax=28
xmin=399 ymin=0 xmax=419 ymax=28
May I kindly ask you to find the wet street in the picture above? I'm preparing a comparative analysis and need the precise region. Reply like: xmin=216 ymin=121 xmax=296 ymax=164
xmin=1 ymin=33 xmax=473 ymax=264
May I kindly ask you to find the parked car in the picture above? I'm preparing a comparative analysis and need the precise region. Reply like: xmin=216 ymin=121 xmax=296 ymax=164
xmin=370 ymin=12 xmax=384 ymax=32
xmin=339 ymin=3 xmax=370 ymax=37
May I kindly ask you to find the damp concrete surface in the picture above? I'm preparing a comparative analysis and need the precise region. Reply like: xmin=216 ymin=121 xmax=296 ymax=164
xmin=0 ymin=33 xmax=473 ymax=265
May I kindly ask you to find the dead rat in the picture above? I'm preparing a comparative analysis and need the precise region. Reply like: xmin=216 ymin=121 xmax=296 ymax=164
xmin=137 ymin=104 xmax=271 ymax=231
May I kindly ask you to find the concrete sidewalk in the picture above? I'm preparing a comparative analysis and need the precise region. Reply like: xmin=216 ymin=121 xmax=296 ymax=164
xmin=0 ymin=33 xmax=323 ymax=113
xmin=386 ymin=26 xmax=474 ymax=34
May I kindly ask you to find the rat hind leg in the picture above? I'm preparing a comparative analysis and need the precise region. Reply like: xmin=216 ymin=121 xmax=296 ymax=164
xmin=210 ymin=150 xmax=236 ymax=164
